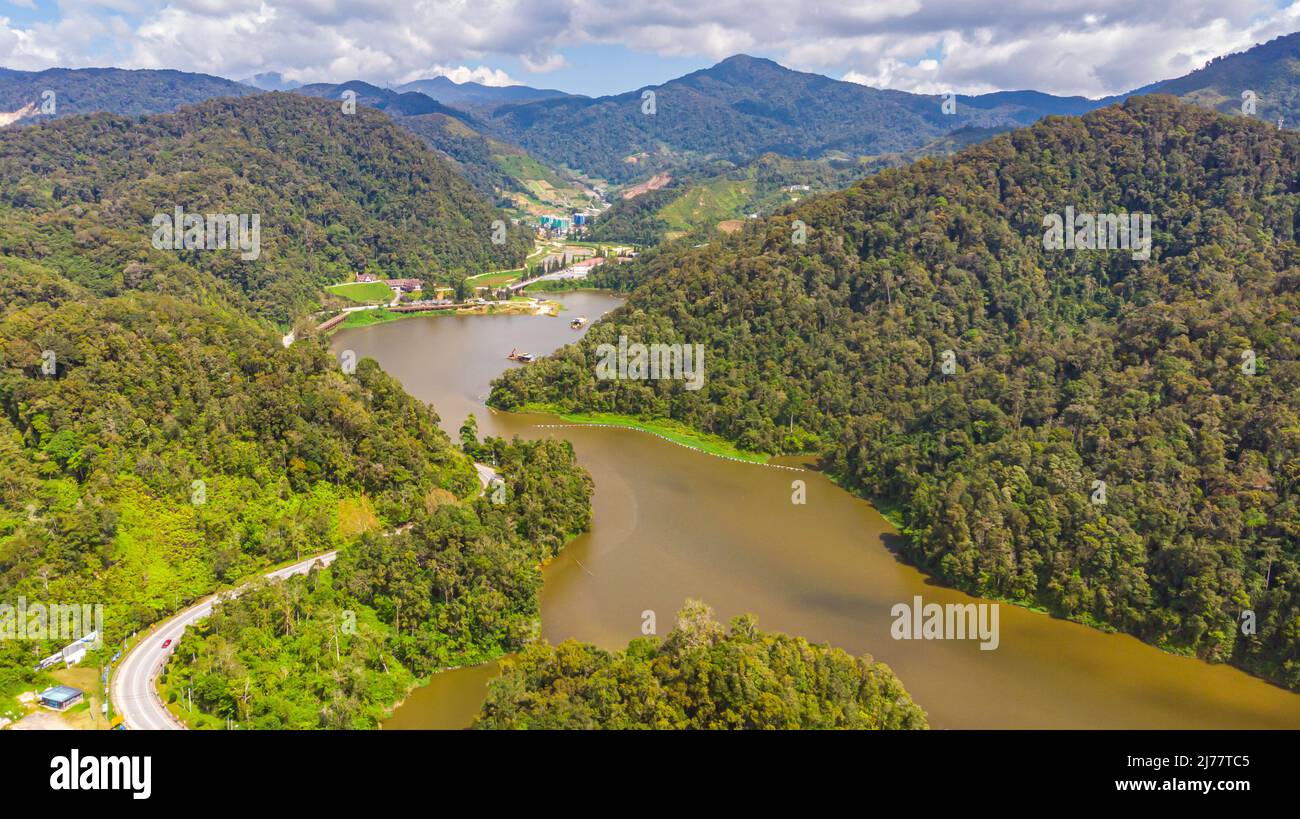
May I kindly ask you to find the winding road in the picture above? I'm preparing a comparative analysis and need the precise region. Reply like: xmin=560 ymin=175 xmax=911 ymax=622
xmin=110 ymin=464 xmax=498 ymax=730
xmin=110 ymin=551 xmax=339 ymax=730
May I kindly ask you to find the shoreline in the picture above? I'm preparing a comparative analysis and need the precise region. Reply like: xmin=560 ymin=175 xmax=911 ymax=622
xmin=506 ymin=403 xmax=1300 ymax=697
xmin=510 ymin=404 xmax=775 ymax=464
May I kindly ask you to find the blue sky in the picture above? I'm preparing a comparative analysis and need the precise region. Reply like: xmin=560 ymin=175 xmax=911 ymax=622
xmin=3 ymin=1 xmax=1300 ymax=98
xmin=488 ymin=45 xmax=712 ymax=97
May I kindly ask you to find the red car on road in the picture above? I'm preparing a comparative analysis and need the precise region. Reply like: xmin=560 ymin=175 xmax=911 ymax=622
xmin=160 ymin=639 xmax=172 ymax=650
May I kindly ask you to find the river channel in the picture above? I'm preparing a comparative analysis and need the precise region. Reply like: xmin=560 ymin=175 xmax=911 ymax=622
xmin=331 ymin=291 xmax=1300 ymax=729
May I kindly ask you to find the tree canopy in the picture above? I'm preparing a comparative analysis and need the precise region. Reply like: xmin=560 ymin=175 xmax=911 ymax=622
xmin=492 ymin=96 xmax=1300 ymax=689
xmin=475 ymin=600 xmax=928 ymax=730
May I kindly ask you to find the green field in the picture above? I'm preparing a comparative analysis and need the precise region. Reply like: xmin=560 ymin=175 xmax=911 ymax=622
xmin=464 ymin=269 xmax=523 ymax=287
xmin=341 ymin=308 xmax=406 ymax=328
xmin=327 ymin=282 xmax=394 ymax=304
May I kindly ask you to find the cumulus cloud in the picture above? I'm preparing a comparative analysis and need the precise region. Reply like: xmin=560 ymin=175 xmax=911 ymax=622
xmin=521 ymin=52 xmax=568 ymax=73
xmin=0 ymin=0 xmax=1298 ymax=97
xmin=401 ymin=64 xmax=518 ymax=86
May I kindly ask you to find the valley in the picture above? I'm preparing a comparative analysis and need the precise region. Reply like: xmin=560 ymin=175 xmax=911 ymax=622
xmin=333 ymin=293 xmax=1300 ymax=730
xmin=1 ymin=14 xmax=1299 ymax=750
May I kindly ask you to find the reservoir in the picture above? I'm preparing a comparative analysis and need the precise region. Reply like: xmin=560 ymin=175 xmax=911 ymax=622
xmin=332 ymin=291 xmax=1300 ymax=729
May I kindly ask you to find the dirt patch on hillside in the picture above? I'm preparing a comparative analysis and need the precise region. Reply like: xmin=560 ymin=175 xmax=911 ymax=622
xmin=622 ymin=173 xmax=672 ymax=200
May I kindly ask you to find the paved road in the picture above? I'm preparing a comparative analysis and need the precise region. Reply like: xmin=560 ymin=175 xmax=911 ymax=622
xmin=474 ymin=462 xmax=500 ymax=491
xmin=507 ymin=268 xmax=591 ymax=292
xmin=111 ymin=465 xmax=497 ymax=730
xmin=110 ymin=551 xmax=338 ymax=730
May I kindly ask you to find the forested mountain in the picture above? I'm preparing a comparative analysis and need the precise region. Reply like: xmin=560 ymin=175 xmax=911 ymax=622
xmin=474 ymin=600 xmax=928 ymax=729
xmin=0 ymin=67 xmax=254 ymax=123
xmin=482 ymin=54 xmax=1092 ymax=183
xmin=294 ymin=80 xmax=467 ymax=118
xmin=0 ymin=91 xmax=591 ymax=725
xmin=492 ymin=95 xmax=1300 ymax=689
xmin=293 ymin=83 xmax=597 ymax=212
xmin=396 ymin=112 xmax=525 ymax=201
xmin=294 ymin=81 xmax=517 ymax=198
xmin=0 ymin=93 xmax=531 ymax=322
xmin=395 ymin=76 xmax=573 ymax=110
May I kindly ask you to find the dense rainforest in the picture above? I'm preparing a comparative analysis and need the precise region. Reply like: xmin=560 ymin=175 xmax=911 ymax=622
xmin=0 ymin=93 xmax=531 ymax=323
xmin=0 ymin=95 xmax=586 ymax=722
xmin=492 ymin=95 xmax=1300 ymax=689
xmin=292 ymin=82 xmax=527 ymax=204
xmin=397 ymin=112 xmax=524 ymax=204
xmin=474 ymin=600 xmax=928 ymax=729
xmin=0 ymin=257 xmax=595 ymax=724
xmin=0 ymin=250 xmax=487 ymax=683
xmin=166 ymin=434 xmax=593 ymax=729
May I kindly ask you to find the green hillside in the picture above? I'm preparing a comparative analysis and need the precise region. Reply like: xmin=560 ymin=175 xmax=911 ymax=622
xmin=0 ymin=95 xmax=590 ymax=720
xmin=0 ymin=262 xmax=479 ymax=677
xmin=598 ymin=154 xmax=865 ymax=243
xmin=0 ymin=93 xmax=531 ymax=324
xmin=493 ymin=96 xmax=1300 ymax=689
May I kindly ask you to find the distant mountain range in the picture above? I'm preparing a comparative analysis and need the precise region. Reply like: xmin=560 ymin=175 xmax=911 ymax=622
xmin=476 ymin=33 xmax=1300 ymax=182
xmin=1134 ymin=31 xmax=1300 ymax=123
xmin=294 ymin=80 xmax=470 ymax=118
xmin=239 ymin=71 xmax=301 ymax=91
xmin=259 ymin=73 xmax=571 ymax=110
xmin=479 ymin=54 xmax=1073 ymax=182
xmin=395 ymin=76 xmax=572 ymax=109
xmin=0 ymin=66 xmax=255 ymax=123
xmin=6 ymin=31 xmax=1300 ymax=188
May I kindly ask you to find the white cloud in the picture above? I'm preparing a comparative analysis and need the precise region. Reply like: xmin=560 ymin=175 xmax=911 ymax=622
xmin=405 ymin=64 xmax=518 ymax=86
xmin=521 ymin=52 xmax=567 ymax=73
xmin=0 ymin=0 xmax=1298 ymax=98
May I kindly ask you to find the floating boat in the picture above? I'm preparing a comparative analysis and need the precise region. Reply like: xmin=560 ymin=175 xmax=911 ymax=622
xmin=507 ymin=348 xmax=536 ymax=363
xmin=570 ymin=316 xmax=588 ymax=329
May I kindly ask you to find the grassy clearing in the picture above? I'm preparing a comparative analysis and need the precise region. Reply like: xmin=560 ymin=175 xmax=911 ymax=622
xmin=327 ymin=282 xmax=395 ymax=304
xmin=465 ymin=270 xmax=522 ymax=287
xmin=516 ymin=404 xmax=770 ymax=463
xmin=341 ymin=308 xmax=406 ymax=328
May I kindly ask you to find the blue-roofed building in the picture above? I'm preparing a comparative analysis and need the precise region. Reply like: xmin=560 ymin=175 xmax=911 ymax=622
xmin=38 ymin=685 xmax=83 ymax=710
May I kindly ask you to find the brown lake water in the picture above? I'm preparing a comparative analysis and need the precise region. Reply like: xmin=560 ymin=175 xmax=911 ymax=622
xmin=332 ymin=291 xmax=1300 ymax=730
